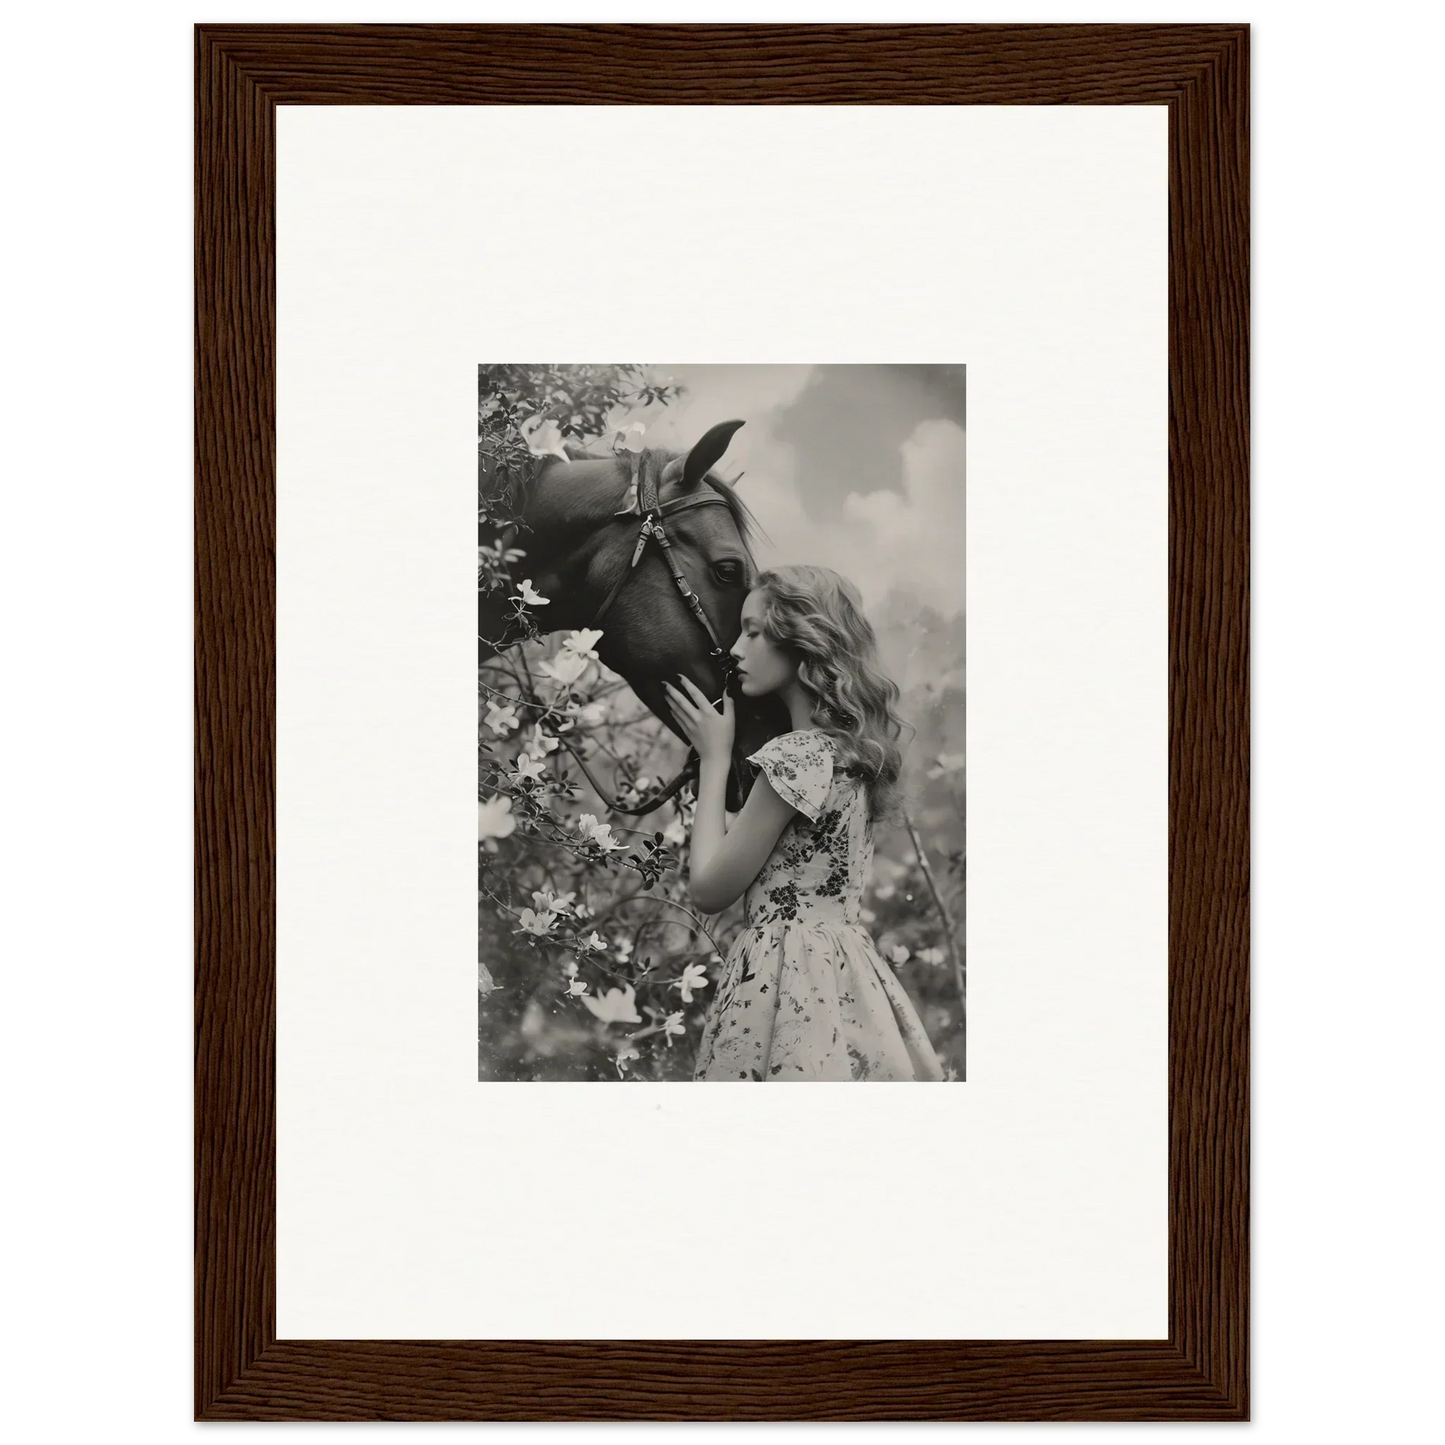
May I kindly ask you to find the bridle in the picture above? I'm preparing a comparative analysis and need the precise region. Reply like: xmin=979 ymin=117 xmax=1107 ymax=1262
xmin=552 ymin=450 xmax=744 ymax=817
xmin=592 ymin=451 xmax=740 ymax=680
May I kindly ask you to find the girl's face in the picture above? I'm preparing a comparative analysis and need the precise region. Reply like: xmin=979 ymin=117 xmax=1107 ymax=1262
xmin=730 ymin=589 xmax=798 ymax=699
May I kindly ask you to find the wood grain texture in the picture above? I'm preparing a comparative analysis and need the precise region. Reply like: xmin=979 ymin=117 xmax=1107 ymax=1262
xmin=196 ymin=22 xmax=1248 ymax=1421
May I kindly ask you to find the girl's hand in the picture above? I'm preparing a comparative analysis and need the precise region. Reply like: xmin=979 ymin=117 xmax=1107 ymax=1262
xmin=663 ymin=676 xmax=735 ymax=764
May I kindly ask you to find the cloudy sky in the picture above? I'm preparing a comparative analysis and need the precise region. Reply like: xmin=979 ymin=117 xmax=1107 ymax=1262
xmin=632 ymin=365 xmax=966 ymax=619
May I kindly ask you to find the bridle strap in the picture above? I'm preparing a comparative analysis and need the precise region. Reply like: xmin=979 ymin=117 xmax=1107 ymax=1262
xmin=590 ymin=454 xmax=730 ymax=635
xmin=579 ymin=451 xmax=742 ymax=816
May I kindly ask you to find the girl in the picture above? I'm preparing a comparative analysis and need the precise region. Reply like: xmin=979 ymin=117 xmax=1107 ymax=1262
xmin=663 ymin=565 xmax=946 ymax=1082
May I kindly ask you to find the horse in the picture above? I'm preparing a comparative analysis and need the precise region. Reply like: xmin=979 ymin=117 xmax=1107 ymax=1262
xmin=479 ymin=420 xmax=790 ymax=814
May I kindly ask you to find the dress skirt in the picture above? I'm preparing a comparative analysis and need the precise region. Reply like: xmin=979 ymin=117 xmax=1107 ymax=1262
xmin=693 ymin=917 xmax=946 ymax=1082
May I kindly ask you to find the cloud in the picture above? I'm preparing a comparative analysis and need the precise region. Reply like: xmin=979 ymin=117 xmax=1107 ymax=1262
xmin=844 ymin=418 xmax=967 ymax=614
xmin=625 ymin=366 xmax=965 ymax=619
xmin=632 ymin=364 xmax=815 ymax=477
xmin=747 ymin=418 xmax=966 ymax=618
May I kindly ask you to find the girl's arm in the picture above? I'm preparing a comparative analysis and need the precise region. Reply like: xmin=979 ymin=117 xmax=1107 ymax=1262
xmin=661 ymin=676 xmax=797 ymax=915
xmin=686 ymin=756 xmax=797 ymax=915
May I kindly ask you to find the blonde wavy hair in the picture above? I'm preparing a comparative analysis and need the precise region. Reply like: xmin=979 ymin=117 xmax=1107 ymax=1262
xmin=751 ymin=565 xmax=911 ymax=824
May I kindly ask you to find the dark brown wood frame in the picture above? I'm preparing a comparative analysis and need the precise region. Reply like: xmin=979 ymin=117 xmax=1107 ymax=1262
xmin=196 ymin=23 xmax=1248 ymax=1421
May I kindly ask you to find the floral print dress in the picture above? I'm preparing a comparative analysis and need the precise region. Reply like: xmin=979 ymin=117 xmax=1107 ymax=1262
xmin=694 ymin=730 xmax=946 ymax=1082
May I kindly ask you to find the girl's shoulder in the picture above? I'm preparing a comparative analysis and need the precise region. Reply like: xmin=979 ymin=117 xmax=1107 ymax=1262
xmin=749 ymin=728 xmax=836 ymax=766
xmin=747 ymin=730 xmax=836 ymax=821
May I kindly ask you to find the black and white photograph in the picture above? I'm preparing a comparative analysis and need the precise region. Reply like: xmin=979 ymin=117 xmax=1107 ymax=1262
xmin=478 ymin=364 xmax=966 ymax=1081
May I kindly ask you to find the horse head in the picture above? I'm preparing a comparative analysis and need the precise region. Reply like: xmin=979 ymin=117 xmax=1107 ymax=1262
xmin=480 ymin=421 xmax=789 ymax=811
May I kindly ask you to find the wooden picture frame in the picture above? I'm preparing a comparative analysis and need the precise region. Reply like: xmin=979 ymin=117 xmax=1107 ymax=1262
xmin=196 ymin=23 xmax=1248 ymax=1421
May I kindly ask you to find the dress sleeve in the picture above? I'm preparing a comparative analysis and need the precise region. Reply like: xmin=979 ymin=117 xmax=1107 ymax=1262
xmin=747 ymin=732 xmax=834 ymax=821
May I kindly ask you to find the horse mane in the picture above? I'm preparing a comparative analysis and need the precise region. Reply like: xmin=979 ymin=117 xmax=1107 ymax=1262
xmin=695 ymin=467 xmax=764 ymax=561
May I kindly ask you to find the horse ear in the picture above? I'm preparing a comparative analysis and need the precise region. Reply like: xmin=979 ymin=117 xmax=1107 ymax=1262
xmin=679 ymin=419 xmax=745 ymax=490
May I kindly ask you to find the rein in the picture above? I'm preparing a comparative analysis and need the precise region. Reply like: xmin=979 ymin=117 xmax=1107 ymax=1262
xmin=554 ymin=732 xmax=699 ymax=816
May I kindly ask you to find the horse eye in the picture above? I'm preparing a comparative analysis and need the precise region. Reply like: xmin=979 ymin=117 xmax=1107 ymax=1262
xmin=713 ymin=559 xmax=744 ymax=584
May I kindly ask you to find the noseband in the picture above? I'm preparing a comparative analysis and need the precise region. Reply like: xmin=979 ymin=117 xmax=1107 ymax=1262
xmin=556 ymin=451 xmax=742 ymax=817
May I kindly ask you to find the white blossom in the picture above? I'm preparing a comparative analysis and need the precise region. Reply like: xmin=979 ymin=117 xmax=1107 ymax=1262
xmin=583 ymin=985 xmax=642 ymax=1025
xmin=521 ymin=418 xmax=570 ymax=464
xmin=513 ymin=753 xmax=546 ymax=784
xmin=512 ymin=578 xmax=550 ymax=607
xmin=612 ymin=422 xmax=647 ymax=454
xmin=575 ymin=813 xmax=627 ymax=852
xmin=673 ymin=963 xmax=710 ymax=1003
xmin=478 ymin=958 xmax=497 ymax=999
xmin=531 ymin=889 xmax=575 ymax=917
xmin=516 ymin=908 xmax=554 ymax=938
xmin=477 ymin=795 xmax=517 ymax=841
xmin=527 ymin=723 xmax=561 ymax=756
xmin=562 ymin=628 xmax=604 ymax=660
xmin=539 ymin=650 xmax=589 ymax=687
xmin=591 ymin=823 xmax=627 ymax=852
xmin=484 ymin=701 xmax=519 ymax=736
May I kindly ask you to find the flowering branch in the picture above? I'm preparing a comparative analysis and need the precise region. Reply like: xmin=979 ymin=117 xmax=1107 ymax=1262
xmin=900 ymin=806 xmax=966 ymax=1070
